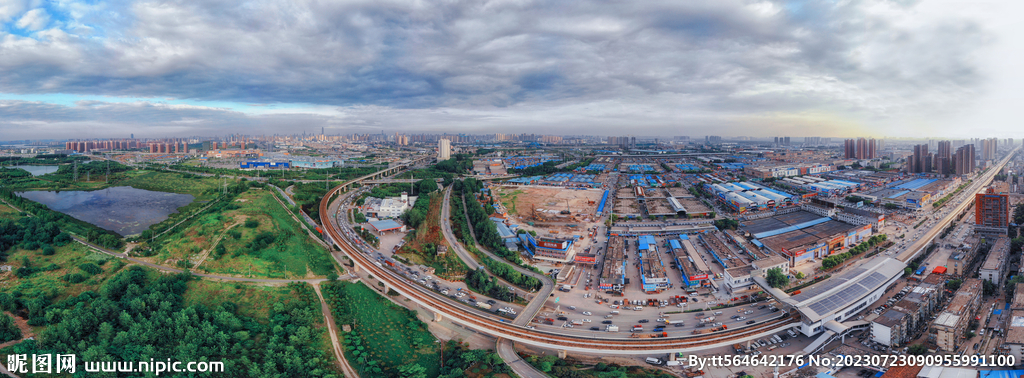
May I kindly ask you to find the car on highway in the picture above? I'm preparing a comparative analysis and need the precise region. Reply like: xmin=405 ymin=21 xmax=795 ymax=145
xmin=602 ymin=320 xmax=613 ymax=324
xmin=746 ymin=320 xmax=756 ymax=325
xmin=639 ymin=319 xmax=650 ymax=323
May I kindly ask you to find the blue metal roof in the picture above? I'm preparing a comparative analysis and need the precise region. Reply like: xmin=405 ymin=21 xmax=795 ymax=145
xmin=368 ymin=219 xmax=403 ymax=231
xmin=886 ymin=190 xmax=911 ymax=199
xmin=894 ymin=178 xmax=936 ymax=190
xmin=753 ymin=217 xmax=832 ymax=239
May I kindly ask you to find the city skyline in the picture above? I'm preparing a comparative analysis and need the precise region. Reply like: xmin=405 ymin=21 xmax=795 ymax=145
xmin=1 ymin=1 xmax=1023 ymax=139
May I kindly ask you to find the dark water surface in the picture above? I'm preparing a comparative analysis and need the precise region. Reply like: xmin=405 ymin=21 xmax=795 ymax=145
xmin=18 ymin=186 xmax=195 ymax=236
xmin=9 ymin=165 xmax=60 ymax=176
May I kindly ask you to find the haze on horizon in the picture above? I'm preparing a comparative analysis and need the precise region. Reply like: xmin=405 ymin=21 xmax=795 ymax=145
xmin=1 ymin=0 xmax=1022 ymax=140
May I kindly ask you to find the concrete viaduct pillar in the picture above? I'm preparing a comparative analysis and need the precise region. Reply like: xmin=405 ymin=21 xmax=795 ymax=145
xmin=433 ymin=312 xmax=443 ymax=322
xmin=557 ymin=350 xmax=567 ymax=359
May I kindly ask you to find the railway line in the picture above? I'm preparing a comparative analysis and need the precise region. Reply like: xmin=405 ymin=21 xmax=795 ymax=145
xmin=320 ymin=181 xmax=801 ymax=354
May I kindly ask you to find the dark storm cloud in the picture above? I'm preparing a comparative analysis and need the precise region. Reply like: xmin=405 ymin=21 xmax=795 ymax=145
xmin=0 ymin=0 xmax=992 ymax=136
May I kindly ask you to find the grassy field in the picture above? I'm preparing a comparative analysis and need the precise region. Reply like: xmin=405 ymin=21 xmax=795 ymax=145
xmin=119 ymin=169 xmax=222 ymax=197
xmin=182 ymin=280 xmax=320 ymax=323
xmin=0 ymin=202 xmax=21 ymax=220
xmin=495 ymin=188 xmax=523 ymax=214
xmin=323 ymin=281 xmax=441 ymax=378
xmin=152 ymin=188 xmax=336 ymax=278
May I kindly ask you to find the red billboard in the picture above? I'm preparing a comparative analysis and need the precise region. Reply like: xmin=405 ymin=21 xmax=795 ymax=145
xmin=538 ymin=239 xmax=568 ymax=249
xmin=575 ymin=254 xmax=597 ymax=263
xmin=689 ymin=274 xmax=709 ymax=281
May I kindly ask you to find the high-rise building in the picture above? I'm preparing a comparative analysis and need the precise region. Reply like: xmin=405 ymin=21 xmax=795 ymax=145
xmin=982 ymin=138 xmax=998 ymax=161
xmin=438 ymin=139 xmax=451 ymax=161
xmin=975 ymin=186 xmax=1009 ymax=235
xmin=845 ymin=138 xmax=877 ymax=159
xmin=909 ymin=144 xmax=930 ymax=173
xmin=935 ymin=140 xmax=952 ymax=175
xmin=953 ymin=145 xmax=975 ymax=175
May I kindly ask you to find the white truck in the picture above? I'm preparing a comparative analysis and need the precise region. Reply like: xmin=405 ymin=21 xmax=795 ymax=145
xmin=605 ymin=325 xmax=619 ymax=332
xmin=645 ymin=357 xmax=664 ymax=365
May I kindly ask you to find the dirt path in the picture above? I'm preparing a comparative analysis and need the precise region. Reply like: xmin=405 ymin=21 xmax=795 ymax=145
xmin=313 ymin=283 xmax=360 ymax=378
xmin=191 ymin=221 xmax=242 ymax=269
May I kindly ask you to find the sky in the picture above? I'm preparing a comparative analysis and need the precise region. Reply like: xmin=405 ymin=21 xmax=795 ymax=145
xmin=1 ymin=0 xmax=1022 ymax=140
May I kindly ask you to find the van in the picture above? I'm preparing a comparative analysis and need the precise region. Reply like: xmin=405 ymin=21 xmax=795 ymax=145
xmin=611 ymin=311 xmax=619 ymax=315
xmin=634 ymin=306 xmax=644 ymax=311
xmin=645 ymin=357 xmax=663 ymax=365
xmin=713 ymin=311 xmax=723 ymax=315
xmin=605 ymin=315 xmax=614 ymax=319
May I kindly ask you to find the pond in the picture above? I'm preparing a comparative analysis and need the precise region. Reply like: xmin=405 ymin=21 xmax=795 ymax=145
xmin=13 ymin=165 xmax=60 ymax=176
xmin=17 ymin=186 xmax=195 ymax=236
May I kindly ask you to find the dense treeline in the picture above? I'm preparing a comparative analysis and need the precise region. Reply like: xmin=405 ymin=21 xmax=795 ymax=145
xmin=433 ymin=154 xmax=473 ymax=174
xmin=0 ymin=312 xmax=20 ymax=343
xmin=437 ymin=340 xmax=512 ymax=378
xmin=0 ymin=188 xmax=122 ymax=249
xmin=0 ymin=154 xmax=88 ymax=165
xmin=527 ymin=354 xmax=673 ymax=378
xmin=401 ymin=192 xmax=434 ymax=229
xmin=455 ymin=178 xmax=523 ymax=264
xmin=285 ymin=181 xmax=334 ymax=221
xmin=169 ymin=162 xmax=383 ymax=181
xmin=3 ymin=268 xmax=337 ymax=378
xmin=465 ymin=268 xmax=514 ymax=301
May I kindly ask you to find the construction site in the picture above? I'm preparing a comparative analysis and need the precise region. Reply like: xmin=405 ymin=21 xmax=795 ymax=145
xmin=491 ymin=186 xmax=607 ymax=226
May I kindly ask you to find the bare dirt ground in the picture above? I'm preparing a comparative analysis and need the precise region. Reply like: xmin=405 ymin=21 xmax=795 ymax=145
xmin=493 ymin=186 xmax=604 ymax=223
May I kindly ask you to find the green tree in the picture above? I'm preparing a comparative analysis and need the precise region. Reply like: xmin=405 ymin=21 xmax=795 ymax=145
xmin=907 ymin=344 xmax=928 ymax=355
xmin=766 ymin=267 xmax=789 ymax=288
xmin=983 ymin=280 xmax=998 ymax=297
xmin=0 ymin=313 xmax=21 ymax=343
xmin=397 ymin=363 xmax=428 ymax=378
xmin=946 ymin=279 xmax=963 ymax=291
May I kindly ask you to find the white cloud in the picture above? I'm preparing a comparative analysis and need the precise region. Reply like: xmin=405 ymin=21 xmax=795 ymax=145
xmin=0 ymin=0 xmax=26 ymax=23
xmin=15 ymin=8 xmax=49 ymax=31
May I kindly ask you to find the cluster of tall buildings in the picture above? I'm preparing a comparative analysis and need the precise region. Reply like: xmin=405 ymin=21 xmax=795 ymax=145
xmin=65 ymin=139 xmax=142 ymax=152
xmin=608 ymin=136 xmax=636 ymax=149
xmin=803 ymin=137 xmax=831 ymax=146
xmin=907 ymin=141 xmax=978 ymax=175
xmin=773 ymin=137 xmax=791 ymax=145
xmin=844 ymin=138 xmax=878 ymax=159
